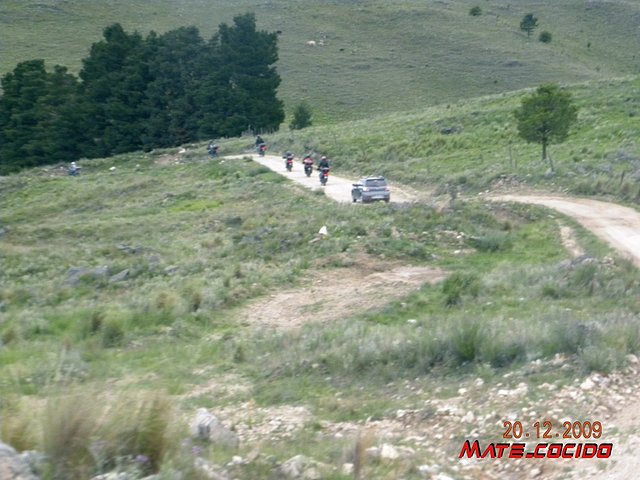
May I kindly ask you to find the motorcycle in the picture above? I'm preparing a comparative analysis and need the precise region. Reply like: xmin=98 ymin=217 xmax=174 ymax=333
xmin=257 ymin=144 xmax=267 ymax=156
xmin=284 ymin=154 xmax=294 ymax=172
xmin=207 ymin=144 xmax=219 ymax=157
xmin=319 ymin=166 xmax=330 ymax=186
xmin=303 ymin=158 xmax=313 ymax=177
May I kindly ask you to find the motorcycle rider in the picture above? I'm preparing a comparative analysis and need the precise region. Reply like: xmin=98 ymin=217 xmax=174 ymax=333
xmin=318 ymin=155 xmax=330 ymax=184
xmin=207 ymin=141 xmax=218 ymax=157
xmin=283 ymin=151 xmax=295 ymax=171
xmin=256 ymin=135 xmax=267 ymax=155
xmin=69 ymin=161 xmax=80 ymax=176
xmin=302 ymin=152 xmax=314 ymax=175
xmin=318 ymin=155 xmax=330 ymax=171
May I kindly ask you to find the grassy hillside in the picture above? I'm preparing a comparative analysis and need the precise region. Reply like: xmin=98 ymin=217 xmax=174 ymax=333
xmin=2 ymin=0 xmax=640 ymax=476
xmin=2 ymin=75 xmax=640 ymax=477
xmin=218 ymin=75 xmax=640 ymax=204
xmin=2 ymin=0 xmax=640 ymax=121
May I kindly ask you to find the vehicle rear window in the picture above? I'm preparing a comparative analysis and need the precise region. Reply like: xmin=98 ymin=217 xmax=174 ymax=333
xmin=364 ymin=179 xmax=387 ymax=187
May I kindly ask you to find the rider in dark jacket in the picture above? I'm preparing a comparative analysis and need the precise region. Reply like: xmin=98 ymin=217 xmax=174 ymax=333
xmin=318 ymin=156 xmax=330 ymax=170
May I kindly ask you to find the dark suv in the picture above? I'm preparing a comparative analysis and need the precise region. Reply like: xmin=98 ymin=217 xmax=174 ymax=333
xmin=351 ymin=176 xmax=391 ymax=203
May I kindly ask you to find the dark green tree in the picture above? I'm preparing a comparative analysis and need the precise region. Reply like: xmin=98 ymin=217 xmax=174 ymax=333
xmin=0 ymin=60 xmax=49 ymax=171
xmin=210 ymin=13 xmax=284 ymax=136
xmin=289 ymin=102 xmax=312 ymax=130
xmin=142 ymin=27 xmax=209 ymax=149
xmin=520 ymin=13 xmax=539 ymax=37
xmin=0 ymin=61 xmax=87 ymax=173
xmin=514 ymin=84 xmax=578 ymax=171
xmin=79 ymin=23 xmax=148 ymax=156
xmin=469 ymin=6 xmax=482 ymax=16
xmin=1 ymin=15 xmax=284 ymax=172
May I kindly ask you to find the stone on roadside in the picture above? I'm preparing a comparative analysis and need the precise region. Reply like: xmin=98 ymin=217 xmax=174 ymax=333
xmin=0 ymin=442 xmax=40 ymax=480
xmin=279 ymin=455 xmax=327 ymax=479
xmin=380 ymin=443 xmax=399 ymax=460
xmin=189 ymin=408 xmax=239 ymax=448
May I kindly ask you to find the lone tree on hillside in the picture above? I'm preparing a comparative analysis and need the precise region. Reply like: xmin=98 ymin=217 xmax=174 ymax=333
xmin=289 ymin=102 xmax=312 ymax=130
xmin=514 ymin=84 xmax=578 ymax=172
xmin=520 ymin=13 xmax=539 ymax=37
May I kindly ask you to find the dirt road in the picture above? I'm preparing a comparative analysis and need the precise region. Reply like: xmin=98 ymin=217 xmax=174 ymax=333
xmin=494 ymin=194 xmax=640 ymax=267
xmin=230 ymin=154 xmax=418 ymax=203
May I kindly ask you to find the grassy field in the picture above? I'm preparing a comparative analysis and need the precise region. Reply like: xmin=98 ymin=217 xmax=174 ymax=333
xmin=2 ymin=0 xmax=640 ymax=121
xmin=2 ymin=1 xmax=640 ymax=477
xmin=2 ymin=105 xmax=640 ymax=476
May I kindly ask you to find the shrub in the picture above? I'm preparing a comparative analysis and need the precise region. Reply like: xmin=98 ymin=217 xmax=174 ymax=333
xmin=0 ymin=400 xmax=38 ymax=452
xmin=469 ymin=6 xmax=482 ymax=16
xmin=101 ymin=318 xmax=125 ymax=348
xmin=539 ymin=31 xmax=552 ymax=43
xmin=447 ymin=318 xmax=487 ymax=364
xmin=289 ymin=102 xmax=313 ymax=130
xmin=467 ymin=230 xmax=512 ymax=252
xmin=442 ymin=272 xmax=481 ymax=306
xmin=42 ymin=395 xmax=97 ymax=479
xmin=578 ymin=345 xmax=622 ymax=373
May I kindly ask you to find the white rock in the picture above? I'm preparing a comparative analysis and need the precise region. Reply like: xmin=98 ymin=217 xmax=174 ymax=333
xmin=580 ymin=378 xmax=595 ymax=391
xmin=341 ymin=463 xmax=354 ymax=475
xmin=109 ymin=166 xmax=116 ymax=171
xmin=318 ymin=225 xmax=328 ymax=236
xmin=435 ymin=474 xmax=455 ymax=480
xmin=627 ymin=354 xmax=639 ymax=364
xmin=461 ymin=411 xmax=475 ymax=423
xmin=474 ymin=378 xmax=484 ymax=388
xmin=417 ymin=464 xmax=438 ymax=475
xmin=189 ymin=408 xmax=239 ymax=447
xmin=380 ymin=443 xmax=399 ymax=460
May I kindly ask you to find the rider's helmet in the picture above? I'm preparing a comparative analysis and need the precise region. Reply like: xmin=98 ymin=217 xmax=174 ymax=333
xmin=321 ymin=156 xmax=327 ymax=160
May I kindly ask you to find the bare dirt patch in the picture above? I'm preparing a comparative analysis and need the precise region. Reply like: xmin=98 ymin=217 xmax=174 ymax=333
xmin=238 ymin=256 xmax=447 ymax=330
xmin=557 ymin=222 xmax=585 ymax=258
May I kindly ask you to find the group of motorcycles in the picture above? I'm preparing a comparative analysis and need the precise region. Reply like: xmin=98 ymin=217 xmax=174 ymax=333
xmin=281 ymin=151 xmax=330 ymax=186
xmin=208 ymin=138 xmax=331 ymax=186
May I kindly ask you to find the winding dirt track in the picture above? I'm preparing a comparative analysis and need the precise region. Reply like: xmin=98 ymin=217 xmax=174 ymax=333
xmin=494 ymin=194 xmax=640 ymax=267
xmin=229 ymin=154 xmax=640 ymax=267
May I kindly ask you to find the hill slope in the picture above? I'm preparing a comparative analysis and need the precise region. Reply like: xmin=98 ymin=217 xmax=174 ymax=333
xmin=2 ymin=0 xmax=640 ymax=121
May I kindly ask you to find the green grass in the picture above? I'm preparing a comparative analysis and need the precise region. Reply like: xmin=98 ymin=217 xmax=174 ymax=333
xmin=2 ymin=61 xmax=640 ymax=480
xmin=2 ymin=147 xmax=639 ymax=477
xmin=2 ymin=0 xmax=640 ymax=122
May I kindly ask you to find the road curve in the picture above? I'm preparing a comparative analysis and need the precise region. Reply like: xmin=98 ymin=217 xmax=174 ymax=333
xmin=495 ymin=194 xmax=640 ymax=267
xmin=225 ymin=154 xmax=640 ymax=267
xmin=226 ymin=154 xmax=417 ymax=204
